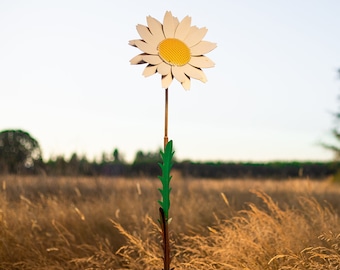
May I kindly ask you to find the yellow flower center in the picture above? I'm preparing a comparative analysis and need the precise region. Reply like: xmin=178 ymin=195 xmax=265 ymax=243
xmin=158 ymin=38 xmax=191 ymax=66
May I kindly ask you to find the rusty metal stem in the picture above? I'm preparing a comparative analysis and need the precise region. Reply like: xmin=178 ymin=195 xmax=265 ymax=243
xmin=162 ymin=89 xmax=171 ymax=270
xmin=160 ymin=208 xmax=171 ymax=270
xmin=164 ymin=88 xmax=169 ymax=149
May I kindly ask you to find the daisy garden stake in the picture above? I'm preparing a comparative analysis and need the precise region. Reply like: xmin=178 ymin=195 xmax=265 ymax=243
xmin=129 ymin=11 xmax=216 ymax=270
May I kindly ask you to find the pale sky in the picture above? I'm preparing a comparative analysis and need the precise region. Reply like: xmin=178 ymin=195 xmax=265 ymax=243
xmin=1 ymin=1 xmax=340 ymax=162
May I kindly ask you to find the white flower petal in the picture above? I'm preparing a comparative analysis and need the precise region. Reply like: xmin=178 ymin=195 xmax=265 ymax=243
xmin=128 ymin=39 xmax=139 ymax=47
xmin=162 ymin=73 xmax=173 ymax=89
xmin=172 ymin=66 xmax=188 ymax=83
xmin=134 ymin=40 xmax=158 ymax=54
xmin=130 ymin=54 xmax=145 ymax=65
xmin=182 ymin=64 xmax=207 ymax=82
xmin=157 ymin=62 xmax=171 ymax=75
xmin=175 ymin=15 xmax=191 ymax=40
xmin=136 ymin=24 xmax=158 ymax=47
xmin=182 ymin=77 xmax=191 ymax=90
xmin=184 ymin=27 xmax=208 ymax=47
xmin=189 ymin=56 xmax=215 ymax=68
xmin=163 ymin=11 xmax=176 ymax=38
xmin=130 ymin=12 xmax=216 ymax=90
xmin=173 ymin=17 xmax=179 ymax=28
xmin=190 ymin=41 xmax=217 ymax=55
xmin=142 ymin=65 xmax=157 ymax=77
xmin=142 ymin=55 xmax=162 ymax=65
xmin=147 ymin=16 xmax=165 ymax=43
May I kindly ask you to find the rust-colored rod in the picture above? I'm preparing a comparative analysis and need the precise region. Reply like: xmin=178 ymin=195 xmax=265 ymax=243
xmin=164 ymin=88 xmax=169 ymax=149
xmin=159 ymin=207 xmax=171 ymax=270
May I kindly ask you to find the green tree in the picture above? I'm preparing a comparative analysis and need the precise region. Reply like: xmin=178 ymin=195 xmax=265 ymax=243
xmin=0 ymin=129 xmax=42 ymax=174
xmin=53 ymin=156 xmax=67 ymax=175
xmin=323 ymin=70 xmax=340 ymax=158
xmin=113 ymin=148 xmax=120 ymax=163
xmin=322 ymin=69 xmax=340 ymax=181
xmin=67 ymin=153 xmax=80 ymax=175
xmin=78 ymin=155 xmax=93 ymax=175
xmin=133 ymin=149 xmax=162 ymax=164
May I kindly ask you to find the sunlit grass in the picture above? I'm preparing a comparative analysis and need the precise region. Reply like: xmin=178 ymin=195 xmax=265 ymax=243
xmin=0 ymin=174 xmax=339 ymax=269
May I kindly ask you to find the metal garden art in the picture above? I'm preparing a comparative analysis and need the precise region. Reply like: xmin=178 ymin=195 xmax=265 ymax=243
xmin=129 ymin=11 xmax=216 ymax=270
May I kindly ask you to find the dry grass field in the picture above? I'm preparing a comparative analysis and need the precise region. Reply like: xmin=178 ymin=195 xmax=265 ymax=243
xmin=0 ymin=173 xmax=340 ymax=269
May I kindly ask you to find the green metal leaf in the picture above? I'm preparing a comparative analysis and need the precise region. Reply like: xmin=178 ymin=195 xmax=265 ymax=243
xmin=158 ymin=140 xmax=174 ymax=220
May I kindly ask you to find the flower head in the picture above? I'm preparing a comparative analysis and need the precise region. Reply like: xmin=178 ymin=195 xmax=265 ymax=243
xmin=129 ymin=11 xmax=216 ymax=90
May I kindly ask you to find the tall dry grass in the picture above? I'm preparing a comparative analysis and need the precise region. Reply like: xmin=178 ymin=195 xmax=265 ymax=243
xmin=0 ymin=174 xmax=339 ymax=269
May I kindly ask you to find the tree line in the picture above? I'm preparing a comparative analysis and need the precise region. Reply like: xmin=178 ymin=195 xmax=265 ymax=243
xmin=0 ymin=129 xmax=338 ymax=179
xmin=2 ymin=71 xmax=340 ymax=178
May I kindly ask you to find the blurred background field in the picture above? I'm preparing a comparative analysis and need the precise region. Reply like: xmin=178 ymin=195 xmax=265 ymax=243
xmin=1 ymin=2 xmax=340 ymax=269
xmin=1 ymin=175 xmax=340 ymax=269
